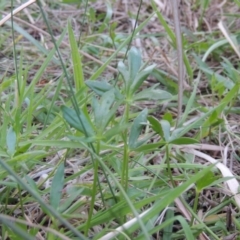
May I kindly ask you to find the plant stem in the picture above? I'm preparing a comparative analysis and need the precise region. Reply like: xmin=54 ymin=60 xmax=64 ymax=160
xmin=122 ymin=102 xmax=130 ymax=192
xmin=191 ymin=189 xmax=200 ymax=225
xmin=171 ymin=0 xmax=184 ymax=126
xmin=166 ymin=144 xmax=175 ymax=187
xmin=85 ymin=141 xmax=100 ymax=236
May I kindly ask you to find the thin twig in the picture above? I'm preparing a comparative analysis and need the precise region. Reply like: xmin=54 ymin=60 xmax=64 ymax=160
xmin=171 ymin=0 xmax=184 ymax=126
xmin=0 ymin=0 xmax=36 ymax=26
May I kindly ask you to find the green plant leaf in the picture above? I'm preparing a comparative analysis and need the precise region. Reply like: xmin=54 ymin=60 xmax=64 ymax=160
xmin=196 ymin=60 xmax=235 ymax=90
xmin=118 ymin=61 xmax=130 ymax=91
xmin=135 ymin=141 xmax=165 ymax=152
xmin=195 ymin=84 xmax=239 ymax=139
xmin=174 ymin=102 xmax=226 ymax=140
xmin=195 ymin=171 xmax=217 ymax=192
xmin=169 ymin=137 xmax=199 ymax=145
xmin=118 ymin=47 xmax=155 ymax=97
xmin=104 ymin=123 xmax=129 ymax=141
xmin=68 ymin=20 xmax=85 ymax=91
xmin=6 ymin=127 xmax=17 ymax=156
xmin=61 ymin=106 xmax=94 ymax=137
xmin=130 ymin=64 xmax=155 ymax=94
xmin=1 ymin=216 xmax=35 ymax=240
xmin=162 ymin=112 xmax=173 ymax=124
xmin=59 ymin=188 xmax=84 ymax=213
xmin=128 ymin=47 xmax=142 ymax=82
xmin=129 ymin=108 xmax=148 ymax=149
xmin=116 ymin=164 xmax=215 ymax=239
xmin=220 ymin=83 xmax=239 ymax=107
xmin=93 ymin=89 xmax=115 ymax=131
xmin=0 ymin=78 xmax=14 ymax=93
xmin=62 ymin=0 xmax=82 ymax=3
xmin=162 ymin=203 xmax=174 ymax=240
xmin=85 ymin=80 xmax=113 ymax=95
xmin=208 ymin=110 xmax=218 ymax=123
xmin=159 ymin=120 xmax=171 ymax=142
xmin=148 ymin=116 xmax=162 ymax=134
xmin=50 ymin=162 xmax=65 ymax=210
xmin=136 ymin=216 xmax=194 ymax=240
xmin=133 ymin=86 xmax=172 ymax=101
xmin=97 ymin=3 xmax=113 ymax=34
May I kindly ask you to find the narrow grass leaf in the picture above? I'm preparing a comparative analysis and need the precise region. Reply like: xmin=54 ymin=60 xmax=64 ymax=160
xmin=59 ymin=188 xmax=84 ymax=213
xmin=169 ymin=137 xmax=199 ymax=145
xmin=202 ymin=38 xmax=233 ymax=62
xmin=196 ymin=171 xmax=217 ymax=192
xmin=220 ymin=83 xmax=239 ymax=107
xmin=6 ymin=126 xmax=16 ymax=156
xmin=195 ymin=84 xmax=239 ymax=139
xmin=121 ymin=164 xmax=214 ymax=238
xmin=129 ymin=109 xmax=148 ymax=149
xmin=196 ymin=57 xmax=235 ymax=90
xmin=21 ymin=140 xmax=82 ymax=149
xmin=0 ymin=216 xmax=35 ymax=240
xmin=162 ymin=204 xmax=174 ymax=240
xmin=150 ymin=0 xmax=175 ymax=44
xmin=50 ymin=162 xmax=65 ymax=210
xmin=0 ymin=78 xmax=14 ymax=93
xmin=135 ymin=141 xmax=165 ymax=152
xmin=68 ymin=20 xmax=85 ymax=91
xmin=175 ymin=103 xmax=225 ymax=138
xmin=185 ymin=149 xmax=240 ymax=208
xmin=136 ymin=216 xmax=194 ymax=240
xmin=0 ymin=158 xmax=87 ymax=239
xmin=97 ymin=3 xmax=113 ymax=33
xmin=24 ymin=28 xmax=67 ymax=98
xmin=8 ymin=151 xmax=47 ymax=164
xmin=179 ymin=75 xmax=200 ymax=126
xmin=5 ymin=21 xmax=59 ymax=65
xmin=83 ymin=192 xmax=167 ymax=230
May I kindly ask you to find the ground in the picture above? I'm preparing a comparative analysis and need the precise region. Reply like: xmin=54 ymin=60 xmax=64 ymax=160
xmin=0 ymin=0 xmax=240 ymax=239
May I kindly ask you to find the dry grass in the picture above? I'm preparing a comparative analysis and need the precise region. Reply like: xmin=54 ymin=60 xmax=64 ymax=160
xmin=1 ymin=0 xmax=240 ymax=239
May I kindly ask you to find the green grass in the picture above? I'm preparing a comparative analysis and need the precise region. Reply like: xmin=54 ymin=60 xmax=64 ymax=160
xmin=0 ymin=0 xmax=240 ymax=239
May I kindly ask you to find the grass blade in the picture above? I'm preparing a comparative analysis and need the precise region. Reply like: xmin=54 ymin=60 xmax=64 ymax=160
xmin=68 ymin=20 xmax=85 ymax=91
xmin=50 ymin=162 xmax=65 ymax=210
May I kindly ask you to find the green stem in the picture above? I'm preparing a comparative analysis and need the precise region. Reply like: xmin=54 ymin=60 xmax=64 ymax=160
xmin=122 ymin=103 xmax=130 ymax=192
xmin=84 ymin=141 xmax=100 ymax=236
xmin=191 ymin=189 xmax=200 ymax=225
xmin=166 ymin=144 xmax=174 ymax=187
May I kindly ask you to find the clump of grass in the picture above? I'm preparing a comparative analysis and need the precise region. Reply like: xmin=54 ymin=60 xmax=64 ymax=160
xmin=0 ymin=0 xmax=240 ymax=239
